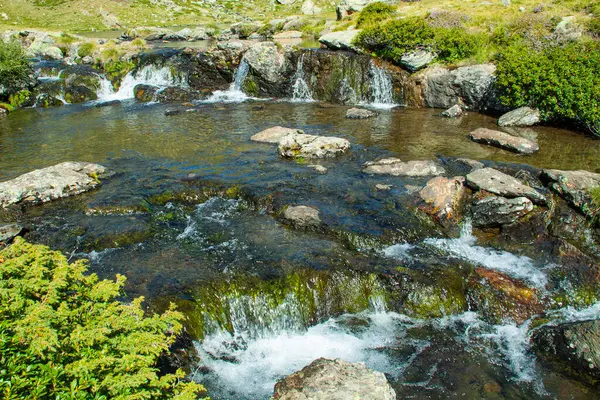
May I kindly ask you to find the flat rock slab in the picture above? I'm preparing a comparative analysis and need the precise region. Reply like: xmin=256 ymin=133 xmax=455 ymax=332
xmin=419 ymin=176 xmax=466 ymax=224
xmin=345 ymin=107 xmax=376 ymax=119
xmin=282 ymin=205 xmax=321 ymax=229
xmin=318 ymin=30 xmax=360 ymax=52
xmin=471 ymin=196 xmax=534 ymax=227
xmin=541 ymin=169 xmax=600 ymax=215
xmin=273 ymin=358 xmax=396 ymax=400
xmin=278 ymin=133 xmax=351 ymax=159
xmin=466 ymin=168 xmax=547 ymax=205
xmin=251 ymin=126 xmax=303 ymax=143
xmin=0 ymin=223 xmax=23 ymax=242
xmin=0 ymin=162 xmax=114 ymax=208
xmin=498 ymin=106 xmax=541 ymax=127
xmin=470 ymin=128 xmax=539 ymax=154
xmin=363 ymin=158 xmax=446 ymax=177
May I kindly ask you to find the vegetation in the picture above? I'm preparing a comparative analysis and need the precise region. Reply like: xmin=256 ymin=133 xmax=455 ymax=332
xmin=355 ymin=2 xmax=396 ymax=28
xmin=0 ymin=40 xmax=32 ymax=99
xmin=0 ymin=238 xmax=207 ymax=399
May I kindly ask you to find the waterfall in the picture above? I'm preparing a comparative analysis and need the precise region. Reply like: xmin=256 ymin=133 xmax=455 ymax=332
xmin=203 ymin=59 xmax=251 ymax=103
xmin=291 ymin=53 xmax=313 ymax=102
xmin=369 ymin=61 xmax=395 ymax=109
xmin=96 ymin=65 xmax=185 ymax=102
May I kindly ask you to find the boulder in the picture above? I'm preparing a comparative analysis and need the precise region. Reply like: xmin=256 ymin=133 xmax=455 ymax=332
xmin=440 ymin=104 xmax=462 ymax=118
xmin=164 ymin=108 xmax=182 ymax=116
xmin=273 ymin=358 xmax=396 ymax=400
xmin=345 ymin=107 xmax=376 ymax=119
xmin=400 ymin=49 xmax=436 ymax=72
xmin=375 ymin=184 xmax=392 ymax=191
xmin=278 ymin=133 xmax=351 ymax=159
xmin=251 ymin=126 xmax=303 ymax=143
xmin=423 ymin=64 xmax=497 ymax=110
xmin=302 ymin=0 xmax=322 ymax=15
xmin=0 ymin=162 xmax=113 ymax=207
xmin=0 ymin=223 xmax=23 ymax=242
xmin=134 ymin=84 xmax=159 ymax=102
xmin=471 ymin=196 xmax=534 ymax=227
xmin=541 ymin=169 xmax=600 ymax=217
xmin=336 ymin=0 xmax=388 ymax=20
xmin=156 ymin=87 xmax=199 ymax=103
xmin=418 ymin=176 xmax=466 ymax=224
xmin=363 ymin=158 xmax=446 ymax=177
xmin=533 ymin=319 xmax=600 ymax=384
xmin=456 ymin=158 xmax=484 ymax=172
xmin=469 ymin=128 xmax=539 ymax=154
xmin=318 ymin=30 xmax=360 ymax=52
xmin=243 ymin=42 xmax=290 ymax=93
xmin=282 ymin=205 xmax=322 ymax=229
xmin=498 ymin=107 xmax=541 ymax=127
xmin=466 ymin=168 xmax=547 ymax=205
xmin=273 ymin=31 xmax=303 ymax=39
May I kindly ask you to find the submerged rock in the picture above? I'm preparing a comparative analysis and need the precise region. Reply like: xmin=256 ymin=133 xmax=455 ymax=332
xmin=0 ymin=223 xmax=23 ymax=242
xmin=418 ymin=176 xmax=466 ymax=225
xmin=533 ymin=319 xmax=600 ymax=384
xmin=135 ymin=84 xmax=159 ymax=102
xmin=164 ymin=108 xmax=181 ymax=116
xmin=498 ymin=107 xmax=541 ymax=127
xmin=0 ymin=162 xmax=113 ymax=207
xmin=440 ymin=104 xmax=463 ymax=118
xmin=466 ymin=168 xmax=547 ymax=205
xmin=273 ymin=358 xmax=396 ymax=400
xmin=278 ymin=133 xmax=351 ymax=159
xmin=541 ymin=169 xmax=600 ymax=217
xmin=308 ymin=164 xmax=328 ymax=174
xmin=282 ymin=205 xmax=322 ymax=229
xmin=470 ymin=128 xmax=539 ymax=154
xmin=471 ymin=196 xmax=534 ymax=227
xmin=345 ymin=107 xmax=376 ymax=119
xmin=318 ymin=30 xmax=360 ymax=52
xmin=375 ymin=184 xmax=392 ymax=191
xmin=363 ymin=158 xmax=446 ymax=177
xmin=251 ymin=126 xmax=303 ymax=143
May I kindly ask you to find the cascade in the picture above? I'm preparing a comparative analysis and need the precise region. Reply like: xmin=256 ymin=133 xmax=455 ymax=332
xmin=203 ymin=59 xmax=251 ymax=103
xmin=369 ymin=61 xmax=395 ymax=109
xmin=291 ymin=53 xmax=313 ymax=102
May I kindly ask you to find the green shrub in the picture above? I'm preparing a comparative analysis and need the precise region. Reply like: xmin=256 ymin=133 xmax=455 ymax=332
xmin=0 ymin=238 xmax=207 ymax=399
xmin=0 ymin=40 xmax=32 ymax=99
xmin=495 ymin=42 xmax=600 ymax=136
xmin=586 ymin=17 xmax=600 ymax=38
xmin=434 ymin=28 xmax=485 ymax=63
xmin=355 ymin=2 xmax=396 ymax=28
xmin=8 ymin=89 xmax=32 ymax=108
xmin=77 ymin=42 xmax=97 ymax=58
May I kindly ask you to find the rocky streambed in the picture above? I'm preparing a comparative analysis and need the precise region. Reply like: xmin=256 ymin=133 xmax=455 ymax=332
xmin=1 ymin=86 xmax=600 ymax=398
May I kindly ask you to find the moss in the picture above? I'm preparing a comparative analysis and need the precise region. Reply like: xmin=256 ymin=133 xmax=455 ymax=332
xmin=550 ymin=285 xmax=599 ymax=310
xmin=0 ymin=103 xmax=15 ymax=112
xmin=83 ymin=228 xmax=154 ymax=252
xmin=77 ymin=42 xmax=97 ymax=58
xmin=242 ymin=78 xmax=259 ymax=97
xmin=403 ymin=268 xmax=468 ymax=318
xmin=8 ymin=90 xmax=32 ymax=108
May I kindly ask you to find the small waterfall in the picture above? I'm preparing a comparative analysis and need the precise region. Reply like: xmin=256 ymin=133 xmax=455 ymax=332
xmin=203 ymin=59 xmax=251 ymax=103
xmin=96 ymin=65 xmax=185 ymax=102
xmin=369 ymin=61 xmax=395 ymax=109
xmin=291 ymin=53 xmax=313 ymax=102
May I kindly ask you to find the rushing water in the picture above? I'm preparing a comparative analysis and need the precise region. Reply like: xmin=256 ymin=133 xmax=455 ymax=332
xmin=291 ymin=53 xmax=314 ymax=102
xmin=1 ymin=101 xmax=600 ymax=399
xmin=204 ymin=59 xmax=252 ymax=103
xmin=368 ymin=61 xmax=396 ymax=109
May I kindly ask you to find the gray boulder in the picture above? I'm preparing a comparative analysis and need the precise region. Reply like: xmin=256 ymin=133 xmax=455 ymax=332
xmin=418 ymin=176 xmax=467 ymax=225
xmin=336 ymin=0 xmax=390 ymax=20
xmin=273 ymin=358 xmax=396 ymax=400
xmin=302 ymin=0 xmax=322 ymax=15
xmin=471 ymin=196 xmax=534 ymax=227
xmin=282 ymin=205 xmax=322 ymax=229
xmin=0 ymin=162 xmax=113 ymax=207
xmin=466 ymin=167 xmax=547 ymax=205
xmin=498 ymin=107 xmax=541 ymax=127
xmin=440 ymin=104 xmax=462 ymax=118
xmin=363 ymin=158 xmax=446 ymax=177
xmin=279 ymin=133 xmax=351 ymax=159
xmin=243 ymin=42 xmax=290 ymax=90
xmin=533 ymin=319 xmax=600 ymax=383
xmin=318 ymin=30 xmax=361 ymax=52
xmin=0 ymin=223 xmax=23 ymax=242
xmin=251 ymin=126 xmax=303 ymax=143
xmin=469 ymin=128 xmax=539 ymax=154
xmin=400 ymin=49 xmax=436 ymax=72
xmin=345 ymin=107 xmax=376 ymax=119
xmin=541 ymin=169 xmax=600 ymax=217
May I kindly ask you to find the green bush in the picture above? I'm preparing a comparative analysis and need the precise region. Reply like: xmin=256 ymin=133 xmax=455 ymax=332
xmin=495 ymin=42 xmax=600 ymax=136
xmin=0 ymin=40 xmax=32 ymax=99
xmin=434 ymin=28 xmax=485 ymax=63
xmin=0 ymin=238 xmax=207 ymax=399
xmin=77 ymin=42 xmax=97 ymax=58
xmin=355 ymin=2 xmax=396 ymax=28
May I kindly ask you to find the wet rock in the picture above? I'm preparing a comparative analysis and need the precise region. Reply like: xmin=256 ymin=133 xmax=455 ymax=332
xmin=552 ymin=239 xmax=600 ymax=286
xmin=345 ymin=107 xmax=376 ymax=119
xmin=318 ymin=30 xmax=361 ymax=52
xmin=466 ymin=168 xmax=547 ymax=205
xmin=440 ymin=104 xmax=462 ymax=118
xmin=456 ymin=158 xmax=485 ymax=172
xmin=156 ymin=87 xmax=199 ymax=103
xmin=282 ymin=205 xmax=322 ymax=229
xmin=471 ymin=196 xmax=534 ymax=227
xmin=308 ymin=165 xmax=328 ymax=174
xmin=134 ymin=84 xmax=159 ymax=102
xmin=470 ymin=128 xmax=539 ymax=154
xmin=533 ymin=319 xmax=600 ymax=384
xmin=418 ymin=176 xmax=467 ymax=225
xmin=0 ymin=223 xmax=23 ymax=242
xmin=252 ymin=126 xmax=304 ymax=143
xmin=468 ymin=268 xmax=543 ymax=325
xmin=95 ymin=99 xmax=121 ymax=107
xmin=0 ymin=162 xmax=113 ymax=207
xmin=423 ymin=64 xmax=497 ymax=111
xmin=64 ymin=85 xmax=97 ymax=103
xmin=400 ymin=49 xmax=436 ymax=72
xmin=363 ymin=158 xmax=446 ymax=177
xmin=541 ymin=169 xmax=600 ymax=217
xmin=243 ymin=41 xmax=291 ymax=95
xmin=279 ymin=133 xmax=351 ymax=159
xmin=498 ymin=107 xmax=541 ymax=127
xmin=273 ymin=358 xmax=396 ymax=400
xmin=375 ymin=184 xmax=392 ymax=191
xmin=164 ymin=108 xmax=181 ymax=116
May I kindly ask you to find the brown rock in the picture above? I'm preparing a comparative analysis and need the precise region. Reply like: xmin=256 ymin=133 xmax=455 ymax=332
xmin=418 ymin=176 xmax=466 ymax=225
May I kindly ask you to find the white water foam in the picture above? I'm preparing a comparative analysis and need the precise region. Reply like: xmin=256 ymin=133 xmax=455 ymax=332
xmin=203 ymin=59 xmax=251 ymax=103
xmin=96 ymin=65 xmax=185 ymax=102
xmin=291 ymin=53 xmax=313 ymax=102
xmin=367 ymin=61 xmax=396 ymax=109
xmin=423 ymin=220 xmax=549 ymax=289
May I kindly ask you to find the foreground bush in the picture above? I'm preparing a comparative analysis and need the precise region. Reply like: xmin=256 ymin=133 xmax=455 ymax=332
xmin=0 ymin=238 xmax=206 ymax=399
xmin=355 ymin=2 xmax=396 ymax=28
xmin=0 ymin=40 xmax=32 ymax=99
xmin=495 ymin=42 xmax=600 ymax=136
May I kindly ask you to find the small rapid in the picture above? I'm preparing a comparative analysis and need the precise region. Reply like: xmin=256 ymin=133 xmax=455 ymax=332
xmin=203 ymin=59 xmax=252 ymax=103
xmin=368 ymin=61 xmax=396 ymax=109
xmin=291 ymin=53 xmax=313 ymax=102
